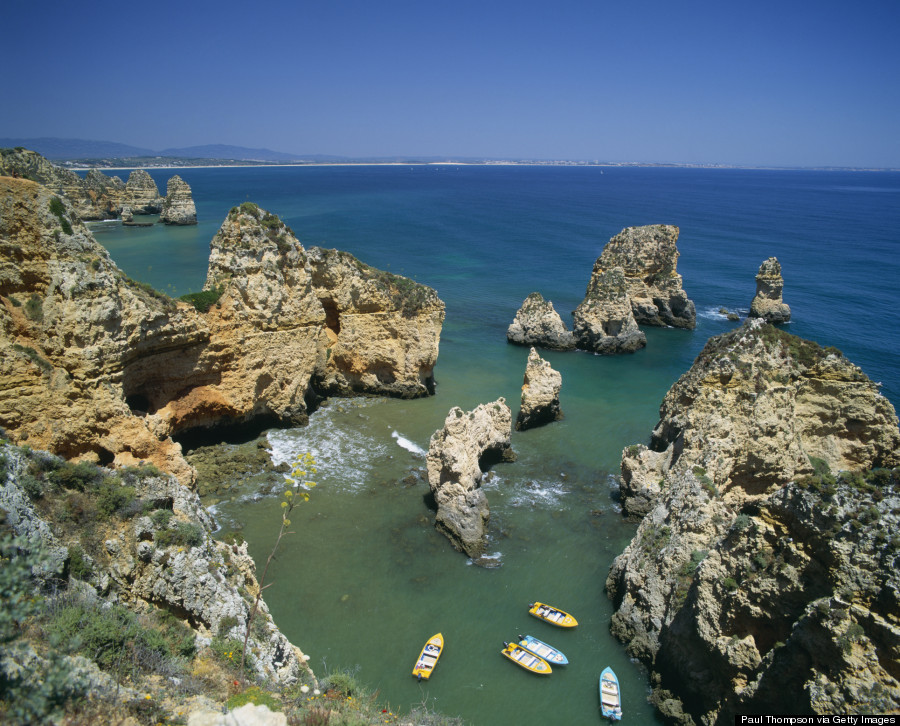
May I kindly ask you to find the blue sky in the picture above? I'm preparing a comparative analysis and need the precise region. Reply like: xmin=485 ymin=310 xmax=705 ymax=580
xmin=4 ymin=0 xmax=899 ymax=167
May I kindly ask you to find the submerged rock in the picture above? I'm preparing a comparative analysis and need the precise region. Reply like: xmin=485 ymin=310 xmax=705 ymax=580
xmin=507 ymin=292 xmax=575 ymax=350
xmin=572 ymin=266 xmax=646 ymax=354
xmin=426 ymin=399 xmax=516 ymax=558
xmin=607 ymin=319 xmax=900 ymax=721
xmin=159 ymin=174 xmax=197 ymax=225
xmin=516 ymin=348 xmax=563 ymax=430
xmin=594 ymin=224 xmax=696 ymax=329
xmin=749 ymin=256 xmax=791 ymax=324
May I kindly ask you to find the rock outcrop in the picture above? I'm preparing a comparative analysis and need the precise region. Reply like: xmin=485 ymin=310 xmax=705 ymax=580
xmin=607 ymin=319 xmax=900 ymax=722
xmin=159 ymin=174 xmax=198 ymax=225
xmin=0 ymin=180 xmax=444 ymax=484
xmin=516 ymin=348 xmax=563 ymax=430
xmin=122 ymin=169 xmax=162 ymax=214
xmin=593 ymin=225 xmax=696 ymax=329
xmin=572 ymin=266 xmax=646 ymax=354
xmin=506 ymin=292 xmax=575 ymax=350
xmin=749 ymin=257 xmax=791 ymax=324
xmin=426 ymin=399 xmax=515 ymax=558
xmin=0 ymin=442 xmax=310 ymax=688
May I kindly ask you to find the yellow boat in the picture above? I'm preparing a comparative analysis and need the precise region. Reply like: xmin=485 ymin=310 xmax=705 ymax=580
xmin=412 ymin=633 xmax=443 ymax=680
xmin=501 ymin=641 xmax=552 ymax=675
xmin=528 ymin=601 xmax=578 ymax=628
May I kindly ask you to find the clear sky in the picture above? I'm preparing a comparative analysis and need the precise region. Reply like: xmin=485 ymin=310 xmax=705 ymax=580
xmin=4 ymin=0 xmax=899 ymax=167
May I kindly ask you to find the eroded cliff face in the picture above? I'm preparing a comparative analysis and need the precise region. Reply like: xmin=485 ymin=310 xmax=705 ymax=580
xmin=0 ymin=180 xmax=444 ymax=484
xmin=607 ymin=319 xmax=900 ymax=723
xmin=594 ymin=225 xmax=696 ymax=330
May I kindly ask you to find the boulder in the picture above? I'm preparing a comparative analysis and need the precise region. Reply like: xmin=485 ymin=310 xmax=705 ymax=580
xmin=159 ymin=174 xmax=197 ymax=225
xmin=506 ymin=292 xmax=575 ymax=350
xmin=516 ymin=348 xmax=562 ymax=430
xmin=426 ymin=399 xmax=515 ymax=557
xmin=572 ymin=266 xmax=646 ymax=354
xmin=749 ymin=256 xmax=791 ymax=324
xmin=594 ymin=224 xmax=696 ymax=329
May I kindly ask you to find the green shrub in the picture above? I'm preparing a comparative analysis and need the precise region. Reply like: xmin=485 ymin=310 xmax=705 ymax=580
xmin=49 ymin=196 xmax=73 ymax=235
xmin=66 ymin=546 xmax=92 ymax=580
xmin=732 ymin=514 xmax=752 ymax=532
xmin=24 ymin=294 xmax=43 ymax=323
xmin=95 ymin=478 xmax=136 ymax=519
xmin=179 ymin=286 xmax=225 ymax=313
xmin=723 ymin=577 xmax=738 ymax=591
xmin=46 ymin=460 xmax=103 ymax=492
xmin=155 ymin=521 xmax=203 ymax=549
xmin=225 ymin=686 xmax=281 ymax=712
xmin=239 ymin=201 xmax=260 ymax=218
xmin=12 ymin=344 xmax=52 ymax=374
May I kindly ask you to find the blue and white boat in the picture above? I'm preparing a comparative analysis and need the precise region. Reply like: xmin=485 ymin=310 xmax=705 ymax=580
xmin=516 ymin=634 xmax=568 ymax=666
xmin=599 ymin=667 xmax=622 ymax=721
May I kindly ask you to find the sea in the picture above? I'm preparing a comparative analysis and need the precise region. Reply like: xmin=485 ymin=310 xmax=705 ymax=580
xmin=87 ymin=165 xmax=900 ymax=725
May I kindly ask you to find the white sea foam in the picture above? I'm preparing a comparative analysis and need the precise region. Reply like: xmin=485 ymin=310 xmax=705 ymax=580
xmin=267 ymin=398 xmax=389 ymax=493
xmin=391 ymin=430 xmax=426 ymax=457
xmin=699 ymin=305 xmax=742 ymax=321
xmin=507 ymin=478 xmax=569 ymax=508
xmin=467 ymin=551 xmax=503 ymax=566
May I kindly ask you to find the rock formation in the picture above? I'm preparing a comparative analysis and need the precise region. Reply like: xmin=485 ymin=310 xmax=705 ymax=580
xmin=159 ymin=174 xmax=197 ymax=225
xmin=572 ymin=266 xmax=646 ymax=354
xmin=426 ymin=399 xmax=516 ymax=558
xmin=607 ymin=319 xmax=900 ymax=722
xmin=516 ymin=348 xmax=563 ymax=430
xmin=122 ymin=169 xmax=162 ymax=214
xmin=0 ymin=179 xmax=444 ymax=485
xmin=0 ymin=442 xmax=311 ymax=689
xmin=593 ymin=225 xmax=696 ymax=329
xmin=506 ymin=292 xmax=575 ymax=350
xmin=749 ymin=256 xmax=791 ymax=324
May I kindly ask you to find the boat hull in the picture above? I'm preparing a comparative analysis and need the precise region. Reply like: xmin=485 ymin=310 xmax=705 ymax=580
xmin=528 ymin=601 xmax=578 ymax=628
xmin=517 ymin=635 xmax=568 ymax=666
xmin=501 ymin=642 xmax=552 ymax=675
xmin=412 ymin=633 xmax=443 ymax=680
xmin=599 ymin=666 xmax=622 ymax=721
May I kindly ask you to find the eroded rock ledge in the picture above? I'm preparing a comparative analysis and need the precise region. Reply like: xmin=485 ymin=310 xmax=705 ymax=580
xmin=426 ymin=399 xmax=516 ymax=558
xmin=607 ymin=319 xmax=900 ymax=722
xmin=0 ymin=180 xmax=444 ymax=484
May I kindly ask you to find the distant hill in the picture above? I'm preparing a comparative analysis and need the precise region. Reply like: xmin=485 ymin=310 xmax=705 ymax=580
xmin=0 ymin=137 xmax=156 ymax=160
xmin=0 ymin=137 xmax=328 ymax=163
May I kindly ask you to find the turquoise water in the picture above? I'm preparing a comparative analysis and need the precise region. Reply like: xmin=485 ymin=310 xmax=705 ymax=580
xmin=88 ymin=165 xmax=900 ymax=724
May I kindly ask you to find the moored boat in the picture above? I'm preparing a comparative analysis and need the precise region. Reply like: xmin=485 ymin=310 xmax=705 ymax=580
xmin=528 ymin=601 xmax=578 ymax=628
xmin=501 ymin=641 xmax=552 ymax=675
xmin=517 ymin=634 xmax=568 ymax=665
xmin=412 ymin=633 xmax=443 ymax=680
xmin=599 ymin=666 xmax=622 ymax=721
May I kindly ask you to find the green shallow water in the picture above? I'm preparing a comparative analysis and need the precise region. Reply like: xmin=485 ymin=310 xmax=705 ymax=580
xmin=210 ymin=330 xmax=692 ymax=726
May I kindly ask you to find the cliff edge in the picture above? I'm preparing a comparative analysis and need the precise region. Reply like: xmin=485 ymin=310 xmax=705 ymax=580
xmin=607 ymin=319 xmax=900 ymax=722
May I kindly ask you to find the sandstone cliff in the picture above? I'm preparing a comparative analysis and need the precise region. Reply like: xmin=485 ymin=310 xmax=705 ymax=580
xmin=516 ymin=347 xmax=563 ymax=430
xmin=122 ymin=169 xmax=162 ymax=214
xmin=607 ymin=319 xmax=900 ymax=722
xmin=593 ymin=225 xmax=696 ymax=329
xmin=0 ymin=180 xmax=444 ymax=484
xmin=159 ymin=174 xmax=197 ymax=225
xmin=749 ymin=257 xmax=791 ymax=324
xmin=572 ymin=266 xmax=646 ymax=354
xmin=506 ymin=292 xmax=575 ymax=350
xmin=426 ymin=399 xmax=515 ymax=558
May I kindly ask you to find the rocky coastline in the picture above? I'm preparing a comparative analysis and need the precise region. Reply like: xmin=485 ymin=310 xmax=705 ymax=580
xmin=607 ymin=319 xmax=900 ymax=721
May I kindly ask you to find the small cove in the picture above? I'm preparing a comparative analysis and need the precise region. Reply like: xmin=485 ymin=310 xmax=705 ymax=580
xmin=89 ymin=164 xmax=900 ymax=723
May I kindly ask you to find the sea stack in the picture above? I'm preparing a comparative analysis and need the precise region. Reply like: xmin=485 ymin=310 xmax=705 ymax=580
xmin=572 ymin=266 xmax=646 ymax=354
xmin=607 ymin=319 xmax=900 ymax=721
xmin=159 ymin=175 xmax=198 ymax=225
xmin=516 ymin=348 xmax=563 ymax=430
xmin=426 ymin=399 xmax=516 ymax=558
xmin=122 ymin=169 xmax=162 ymax=214
xmin=507 ymin=292 xmax=575 ymax=350
xmin=749 ymin=256 xmax=791 ymax=324
xmin=595 ymin=224 xmax=696 ymax=329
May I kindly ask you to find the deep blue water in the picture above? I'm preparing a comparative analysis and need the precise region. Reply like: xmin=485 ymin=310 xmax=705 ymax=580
xmin=88 ymin=165 xmax=900 ymax=724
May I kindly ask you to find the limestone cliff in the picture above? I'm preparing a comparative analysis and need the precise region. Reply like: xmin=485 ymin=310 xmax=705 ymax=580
xmin=0 ymin=180 xmax=444 ymax=484
xmin=607 ymin=319 xmax=900 ymax=722
xmin=749 ymin=257 xmax=791 ymax=324
xmin=159 ymin=174 xmax=197 ymax=225
xmin=572 ymin=266 xmax=646 ymax=354
xmin=516 ymin=347 xmax=563 ymax=430
xmin=593 ymin=225 xmax=696 ymax=329
xmin=506 ymin=292 xmax=575 ymax=350
xmin=426 ymin=399 xmax=515 ymax=558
